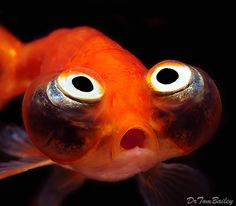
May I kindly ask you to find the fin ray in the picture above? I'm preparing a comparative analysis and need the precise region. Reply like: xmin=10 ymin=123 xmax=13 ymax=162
xmin=138 ymin=163 xmax=210 ymax=206
xmin=0 ymin=125 xmax=43 ymax=158
xmin=0 ymin=158 xmax=52 ymax=179
xmin=0 ymin=125 xmax=52 ymax=179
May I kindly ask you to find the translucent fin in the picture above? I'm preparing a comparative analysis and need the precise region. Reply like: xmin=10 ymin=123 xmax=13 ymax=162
xmin=31 ymin=166 xmax=86 ymax=206
xmin=138 ymin=163 xmax=210 ymax=206
xmin=0 ymin=125 xmax=52 ymax=179
xmin=0 ymin=158 xmax=52 ymax=180
xmin=0 ymin=125 xmax=43 ymax=158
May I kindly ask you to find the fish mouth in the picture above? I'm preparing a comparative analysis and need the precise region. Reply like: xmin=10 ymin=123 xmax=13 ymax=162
xmin=70 ymin=125 xmax=159 ymax=182
xmin=102 ymin=126 xmax=159 ymax=181
xmin=120 ymin=128 xmax=147 ymax=150
xmin=112 ymin=124 xmax=158 ymax=157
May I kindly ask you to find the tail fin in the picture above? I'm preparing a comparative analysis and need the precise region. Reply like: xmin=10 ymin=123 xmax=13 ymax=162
xmin=0 ymin=26 xmax=23 ymax=108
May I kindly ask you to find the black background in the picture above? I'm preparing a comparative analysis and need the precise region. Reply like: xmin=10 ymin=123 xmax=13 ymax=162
xmin=0 ymin=2 xmax=234 ymax=206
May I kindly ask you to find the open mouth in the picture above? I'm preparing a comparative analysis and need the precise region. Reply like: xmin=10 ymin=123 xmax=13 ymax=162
xmin=120 ymin=128 xmax=146 ymax=150
xmin=76 ymin=127 xmax=158 ymax=181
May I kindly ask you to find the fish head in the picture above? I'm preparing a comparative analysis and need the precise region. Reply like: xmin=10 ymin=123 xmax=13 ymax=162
xmin=22 ymin=50 xmax=221 ymax=181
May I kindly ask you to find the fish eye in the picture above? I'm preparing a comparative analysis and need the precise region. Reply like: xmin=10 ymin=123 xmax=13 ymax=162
xmin=146 ymin=60 xmax=193 ymax=94
xmin=57 ymin=71 xmax=104 ymax=102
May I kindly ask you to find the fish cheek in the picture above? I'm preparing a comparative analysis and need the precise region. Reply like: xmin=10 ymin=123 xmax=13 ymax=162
xmin=23 ymin=85 xmax=99 ymax=163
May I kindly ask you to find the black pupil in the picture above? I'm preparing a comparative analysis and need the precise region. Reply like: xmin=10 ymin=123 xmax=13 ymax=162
xmin=72 ymin=76 xmax=94 ymax=92
xmin=156 ymin=68 xmax=179 ymax=84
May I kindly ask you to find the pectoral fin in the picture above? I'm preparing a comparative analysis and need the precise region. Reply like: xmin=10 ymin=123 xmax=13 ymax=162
xmin=0 ymin=125 xmax=52 ymax=179
xmin=138 ymin=163 xmax=210 ymax=206
xmin=0 ymin=157 xmax=52 ymax=180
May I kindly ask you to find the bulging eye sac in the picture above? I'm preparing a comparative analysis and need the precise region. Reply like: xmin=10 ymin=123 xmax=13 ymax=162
xmin=148 ymin=60 xmax=221 ymax=152
xmin=22 ymin=71 xmax=102 ymax=164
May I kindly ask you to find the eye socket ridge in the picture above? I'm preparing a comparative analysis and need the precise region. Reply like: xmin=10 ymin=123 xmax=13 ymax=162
xmin=56 ymin=71 xmax=105 ymax=102
xmin=147 ymin=62 xmax=193 ymax=94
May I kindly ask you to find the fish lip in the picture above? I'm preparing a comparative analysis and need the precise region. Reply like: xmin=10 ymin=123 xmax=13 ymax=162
xmin=112 ymin=123 xmax=159 ymax=158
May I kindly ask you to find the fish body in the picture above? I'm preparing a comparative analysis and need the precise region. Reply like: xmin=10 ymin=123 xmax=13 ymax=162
xmin=0 ymin=26 xmax=221 ymax=205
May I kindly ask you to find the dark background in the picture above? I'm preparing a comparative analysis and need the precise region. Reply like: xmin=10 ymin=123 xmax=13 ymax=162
xmin=0 ymin=2 xmax=234 ymax=206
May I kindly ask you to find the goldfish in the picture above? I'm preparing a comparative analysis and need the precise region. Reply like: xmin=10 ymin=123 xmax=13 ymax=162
xmin=0 ymin=26 xmax=221 ymax=206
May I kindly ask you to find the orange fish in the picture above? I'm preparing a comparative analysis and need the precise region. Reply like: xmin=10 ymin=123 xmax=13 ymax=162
xmin=0 ymin=26 xmax=221 ymax=206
